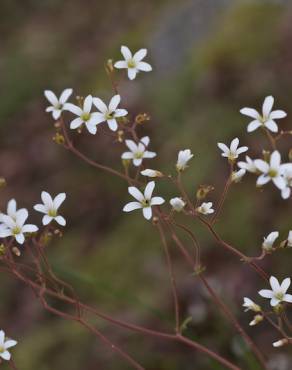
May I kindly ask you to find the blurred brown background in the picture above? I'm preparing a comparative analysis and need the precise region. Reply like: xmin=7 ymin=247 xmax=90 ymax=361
xmin=1 ymin=0 xmax=292 ymax=369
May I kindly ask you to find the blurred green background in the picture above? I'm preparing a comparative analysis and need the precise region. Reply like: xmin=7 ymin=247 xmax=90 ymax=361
xmin=1 ymin=0 xmax=292 ymax=369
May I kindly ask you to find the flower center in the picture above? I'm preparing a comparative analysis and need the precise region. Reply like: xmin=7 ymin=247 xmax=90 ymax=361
xmin=141 ymin=199 xmax=150 ymax=207
xmin=105 ymin=111 xmax=115 ymax=120
xmin=55 ymin=103 xmax=63 ymax=110
xmin=12 ymin=226 xmax=21 ymax=235
xmin=48 ymin=209 xmax=57 ymax=217
xmin=275 ymin=292 xmax=284 ymax=300
xmin=81 ymin=113 xmax=91 ymax=122
xmin=127 ymin=59 xmax=136 ymax=68
xmin=134 ymin=151 xmax=144 ymax=159
xmin=268 ymin=169 xmax=278 ymax=178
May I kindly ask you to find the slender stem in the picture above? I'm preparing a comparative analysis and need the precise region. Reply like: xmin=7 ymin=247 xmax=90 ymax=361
xmin=157 ymin=222 xmax=180 ymax=333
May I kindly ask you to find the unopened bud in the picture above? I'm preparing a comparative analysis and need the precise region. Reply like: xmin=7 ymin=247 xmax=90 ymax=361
xmin=152 ymin=216 xmax=159 ymax=225
xmin=53 ymin=133 xmax=65 ymax=145
xmin=117 ymin=130 xmax=124 ymax=143
xmin=12 ymin=247 xmax=21 ymax=257
xmin=273 ymin=338 xmax=288 ymax=348
xmin=249 ymin=314 xmax=263 ymax=326
xmin=262 ymin=150 xmax=270 ymax=162
xmin=122 ymin=159 xmax=131 ymax=168
xmin=106 ymin=59 xmax=114 ymax=74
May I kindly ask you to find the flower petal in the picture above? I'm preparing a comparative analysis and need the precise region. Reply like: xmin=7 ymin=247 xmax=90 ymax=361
xmin=44 ymin=90 xmax=58 ymax=105
xmin=240 ymin=107 xmax=260 ymax=119
xmin=7 ymin=199 xmax=17 ymax=216
xmin=33 ymin=204 xmax=47 ymax=214
xmin=107 ymin=119 xmax=118 ymax=131
xmin=128 ymin=68 xmax=137 ymax=80
xmin=144 ymin=181 xmax=155 ymax=199
xmin=4 ymin=340 xmax=17 ymax=349
xmin=42 ymin=215 xmax=53 ymax=225
xmin=114 ymin=61 xmax=128 ymax=69
xmin=262 ymin=95 xmax=274 ymax=117
xmin=256 ymin=174 xmax=270 ymax=186
xmin=280 ymin=278 xmax=291 ymax=293
xmin=115 ymin=109 xmax=128 ymax=117
xmin=65 ymin=103 xmax=83 ymax=116
xmin=70 ymin=117 xmax=83 ymax=129
xmin=59 ymin=88 xmax=73 ymax=104
xmin=22 ymin=224 xmax=38 ymax=233
xmin=270 ymin=110 xmax=287 ymax=119
xmin=92 ymin=97 xmax=108 ymax=113
xmin=284 ymin=294 xmax=292 ymax=303
xmin=270 ymin=276 xmax=280 ymax=291
xmin=109 ymin=95 xmax=120 ymax=111
xmin=247 ymin=120 xmax=262 ymax=132
xmin=83 ymin=95 xmax=92 ymax=114
xmin=128 ymin=187 xmax=144 ymax=202
xmin=254 ymin=159 xmax=269 ymax=173
xmin=137 ymin=62 xmax=152 ymax=72
xmin=16 ymin=209 xmax=28 ymax=227
xmin=41 ymin=191 xmax=53 ymax=208
xmin=264 ymin=120 xmax=278 ymax=133
xmin=258 ymin=289 xmax=273 ymax=298
xmin=54 ymin=193 xmax=66 ymax=209
xmin=142 ymin=206 xmax=152 ymax=220
xmin=150 ymin=197 xmax=165 ymax=206
xmin=123 ymin=202 xmax=142 ymax=212
xmin=133 ymin=48 xmax=147 ymax=62
xmin=121 ymin=45 xmax=132 ymax=60
xmin=55 ymin=215 xmax=66 ymax=226
xmin=0 ymin=350 xmax=11 ymax=361
xmin=230 ymin=137 xmax=239 ymax=152
xmin=270 ymin=151 xmax=281 ymax=169
xmin=15 ymin=233 xmax=25 ymax=244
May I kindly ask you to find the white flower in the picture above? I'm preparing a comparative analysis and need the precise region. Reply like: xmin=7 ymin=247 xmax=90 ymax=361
xmin=238 ymin=156 xmax=257 ymax=173
xmin=0 ymin=205 xmax=38 ymax=245
xmin=92 ymin=95 xmax=128 ymax=131
xmin=254 ymin=151 xmax=286 ymax=190
xmin=176 ymin=149 xmax=193 ymax=171
xmin=196 ymin=202 xmax=214 ymax=215
xmin=44 ymin=89 xmax=73 ymax=120
xmin=65 ymin=95 xmax=101 ymax=135
xmin=258 ymin=276 xmax=292 ymax=307
xmin=0 ymin=330 xmax=17 ymax=361
xmin=231 ymin=169 xmax=246 ymax=183
xmin=170 ymin=197 xmax=186 ymax=212
xmin=240 ymin=96 xmax=287 ymax=133
xmin=140 ymin=169 xmax=163 ymax=178
xmin=287 ymin=230 xmax=292 ymax=247
xmin=249 ymin=314 xmax=263 ymax=326
xmin=280 ymin=163 xmax=292 ymax=199
xmin=242 ymin=297 xmax=261 ymax=312
xmin=121 ymin=136 xmax=156 ymax=166
xmin=262 ymin=231 xmax=279 ymax=251
xmin=34 ymin=191 xmax=66 ymax=226
xmin=114 ymin=46 xmax=152 ymax=80
xmin=273 ymin=338 xmax=288 ymax=348
xmin=123 ymin=181 xmax=165 ymax=220
xmin=217 ymin=138 xmax=248 ymax=161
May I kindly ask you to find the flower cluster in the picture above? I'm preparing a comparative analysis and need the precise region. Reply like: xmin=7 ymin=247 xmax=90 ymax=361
xmin=0 ymin=192 xmax=66 ymax=245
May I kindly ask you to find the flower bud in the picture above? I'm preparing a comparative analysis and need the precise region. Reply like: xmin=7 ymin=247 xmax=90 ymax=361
xmin=273 ymin=338 xmax=288 ymax=348
xmin=140 ymin=169 xmax=163 ymax=178
xmin=0 ymin=177 xmax=6 ymax=188
xmin=249 ymin=314 xmax=263 ymax=326
xmin=169 ymin=197 xmax=185 ymax=212
xmin=53 ymin=133 xmax=65 ymax=145
xmin=12 ymin=246 xmax=21 ymax=257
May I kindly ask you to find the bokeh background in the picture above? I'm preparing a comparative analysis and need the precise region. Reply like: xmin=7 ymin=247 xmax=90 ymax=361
xmin=1 ymin=0 xmax=292 ymax=369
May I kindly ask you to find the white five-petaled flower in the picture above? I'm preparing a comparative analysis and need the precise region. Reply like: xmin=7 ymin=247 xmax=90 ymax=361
xmin=176 ymin=149 xmax=193 ymax=171
xmin=196 ymin=202 xmax=214 ymax=215
xmin=254 ymin=151 xmax=286 ymax=190
xmin=0 ymin=330 xmax=17 ymax=361
xmin=114 ymin=46 xmax=152 ymax=80
xmin=92 ymin=95 xmax=128 ymax=131
xmin=258 ymin=276 xmax=292 ymax=307
xmin=170 ymin=197 xmax=186 ymax=212
xmin=34 ymin=191 xmax=66 ymax=226
xmin=65 ymin=95 xmax=100 ymax=135
xmin=44 ymin=89 xmax=73 ymax=120
xmin=0 ymin=199 xmax=23 ymax=222
xmin=262 ymin=231 xmax=279 ymax=251
xmin=140 ymin=169 xmax=163 ymax=178
xmin=0 ymin=205 xmax=38 ymax=245
xmin=231 ymin=169 xmax=246 ymax=183
xmin=240 ymin=95 xmax=287 ymax=133
xmin=123 ymin=181 xmax=165 ymax=220
xmin=121 ymin=136 xmax=156 ymax=166
xmin=242 ymin=297 xmax=261 ymax=312
xmin=238 ymin=156 xmax=257 ymax=173
xmin=217 ymin=138 xmax=248 ymax=161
